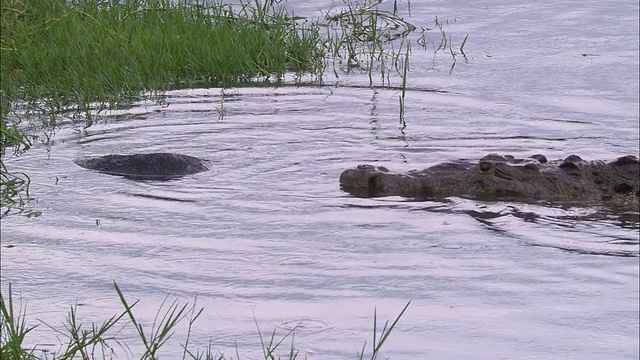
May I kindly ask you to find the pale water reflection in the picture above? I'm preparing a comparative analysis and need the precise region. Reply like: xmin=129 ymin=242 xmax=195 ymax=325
xmin=1 ymin=0 xmax=639 ymax=359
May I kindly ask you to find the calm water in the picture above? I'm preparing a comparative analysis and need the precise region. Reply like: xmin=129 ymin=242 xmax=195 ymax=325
xmin=1 ymin=0 xmax=639 ymax=359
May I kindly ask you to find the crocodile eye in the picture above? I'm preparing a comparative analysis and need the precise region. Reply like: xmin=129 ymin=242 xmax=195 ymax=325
xmin=478 ymin=161 xmax=494 ymax=173
xmin=530 ymin=154 xmax=547 ymax=163
xmin=563 ymin=155 xmax=583 ymax=163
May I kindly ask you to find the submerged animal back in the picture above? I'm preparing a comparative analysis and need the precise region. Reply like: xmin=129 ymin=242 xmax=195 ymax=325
xmin=74 ymin=153 xmax=209 ymax=180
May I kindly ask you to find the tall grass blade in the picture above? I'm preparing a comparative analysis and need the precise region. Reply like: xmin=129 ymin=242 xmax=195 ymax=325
xmin=0 ymin=284 xmax=38 ymax=360
xmin=358 ymin=300 xmax=411 ymax=360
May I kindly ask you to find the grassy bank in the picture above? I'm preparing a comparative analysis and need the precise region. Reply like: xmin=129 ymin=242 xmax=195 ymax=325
xmin=1 ymin=282 xmax=411 ymax=359
xmin=1 ymin=0 xmax=325 ymax=208
xmin=0 ymin=0 xmax=462 ymax=209
xmin=1 ymin=0 xmax=325 ymax=107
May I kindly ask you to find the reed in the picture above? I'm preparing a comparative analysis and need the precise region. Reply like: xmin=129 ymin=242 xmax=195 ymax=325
xmin=1 ymin=282 xmax=411 ymax=360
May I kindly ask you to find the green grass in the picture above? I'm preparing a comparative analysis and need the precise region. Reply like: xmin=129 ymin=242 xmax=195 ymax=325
xmin=0 ymin=0 xmax=465 ymax=210
xmin=0 ymin=282 xmax=411 ymax=360
xmin=0 ymin=0 xmax=325 ymax=114
xmin=0 ymin=0 xmax=325 ymax=208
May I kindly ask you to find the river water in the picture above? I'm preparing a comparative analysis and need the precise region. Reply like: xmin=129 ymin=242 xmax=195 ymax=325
xmin=1 ymin=0 xmax=638 ymax=359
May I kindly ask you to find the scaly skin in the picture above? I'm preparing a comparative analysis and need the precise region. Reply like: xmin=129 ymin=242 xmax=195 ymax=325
xmin=340 ymin=154 xmax=640 ymax=208
xmin=74 ymin=153 xmax=209 ymax=180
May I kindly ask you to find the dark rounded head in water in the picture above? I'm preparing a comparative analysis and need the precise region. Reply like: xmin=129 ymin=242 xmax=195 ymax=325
xmin=74 ymin=153 xmax=209 ymax=180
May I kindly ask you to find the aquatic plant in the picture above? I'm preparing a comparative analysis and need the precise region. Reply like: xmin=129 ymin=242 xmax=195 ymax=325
xmin=0 ymin=282 xmax=411 ymax=359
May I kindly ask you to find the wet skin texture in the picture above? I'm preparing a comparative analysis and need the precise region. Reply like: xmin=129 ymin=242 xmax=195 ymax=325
xmin=74 ymin=153 xmax=209 ymax=181
xmin=340 ymin=154 xmax=640 ymax=208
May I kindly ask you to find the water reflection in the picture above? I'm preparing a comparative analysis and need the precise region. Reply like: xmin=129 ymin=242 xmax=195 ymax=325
xmin=2 ymin=0 xmax=639 ymax=358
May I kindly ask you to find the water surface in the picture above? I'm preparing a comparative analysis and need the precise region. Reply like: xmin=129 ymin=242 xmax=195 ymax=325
xmin=1 ymin=0 xmax=638 ymax=359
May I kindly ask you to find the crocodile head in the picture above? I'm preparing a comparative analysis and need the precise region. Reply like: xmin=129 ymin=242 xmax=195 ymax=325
xmin=340 ymin=154 xmax=640 ymax=208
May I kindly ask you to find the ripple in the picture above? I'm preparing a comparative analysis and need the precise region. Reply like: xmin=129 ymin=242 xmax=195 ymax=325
xmin=2 ymin=0 xmax=639 ymax=358
xmin=277 ymin=318 xmax=333 ymax=334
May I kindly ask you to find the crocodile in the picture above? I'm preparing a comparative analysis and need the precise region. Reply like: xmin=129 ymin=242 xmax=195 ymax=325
xmin=74 ymin=153 xmax=209 ymax=180
xmin=340 ymin=154 xmax=640 ymax=208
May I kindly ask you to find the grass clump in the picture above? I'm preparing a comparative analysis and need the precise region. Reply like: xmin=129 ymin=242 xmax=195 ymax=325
xmin=0 ymin=0 xmax=324 ymax=112
xmin=0 ymin=284 xmax=37 ymax=360
xmin=1 ymin=282 xmax=411 ymax=360
xmin=0 ymin=0 xmax=326 ymax=208
xmin=0 ymin=0 xmax=464 ymax=209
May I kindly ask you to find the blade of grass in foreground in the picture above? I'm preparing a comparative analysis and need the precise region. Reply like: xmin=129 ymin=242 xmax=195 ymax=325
xmin=114 ymin=281 xmax=190 ymax=359
xmin=39 ymin=303 xmax=127 ymax=360
xmin=254 ymin=312 xmax=300 ymax=360
xmin=0 ymin=283 xmax=38 ymax=360
xmin=1 ymin=282 xmax=413 ymax=359
xmin=358 ymin=300 xmax=411 ymax=360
